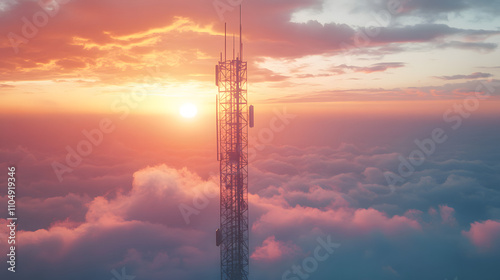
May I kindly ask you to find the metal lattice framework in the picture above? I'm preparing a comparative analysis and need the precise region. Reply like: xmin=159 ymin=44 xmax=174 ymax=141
xmin=215 ymin=21 xmax=249 ymax=280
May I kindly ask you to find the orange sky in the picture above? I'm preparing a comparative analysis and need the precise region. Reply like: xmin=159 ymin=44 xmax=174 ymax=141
xmin=1 ymin=0 xmax=499 ymax=115
xmin=1 ymin=1 xmax=500 ymax=280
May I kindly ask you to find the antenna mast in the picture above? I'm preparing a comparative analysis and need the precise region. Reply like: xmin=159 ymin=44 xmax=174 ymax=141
xmin=240 ymin=5 xmax=243 ymax=60
xmin=215 ymin=5 xmax=251 ymax=280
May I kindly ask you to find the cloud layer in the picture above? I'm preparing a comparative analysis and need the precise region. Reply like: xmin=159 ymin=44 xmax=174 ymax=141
xmin=1 ymin=111 xmax=499 ymax=280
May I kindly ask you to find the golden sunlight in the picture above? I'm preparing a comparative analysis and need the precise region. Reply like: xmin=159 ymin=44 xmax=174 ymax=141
xmin=179 ymin=103 xmax=198 ymax=118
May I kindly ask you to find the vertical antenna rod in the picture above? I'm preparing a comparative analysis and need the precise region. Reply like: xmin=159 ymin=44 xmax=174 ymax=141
xmin=225 ymin=23 xmax=227 ymax=62
xmin=240 ymin=5 xmax=243 ymax=61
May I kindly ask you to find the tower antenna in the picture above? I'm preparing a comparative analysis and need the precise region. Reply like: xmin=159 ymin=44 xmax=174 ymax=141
xmin=215 ymin=4 xmax=252 ymax=280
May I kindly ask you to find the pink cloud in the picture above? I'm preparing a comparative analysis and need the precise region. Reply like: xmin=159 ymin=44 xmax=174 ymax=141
xmin=251 ymin=193 xmax=421 ymax=238
xmin=462 ymin=220 xmax=500 ymax=251
xmin=0 ymin=164 xmax=219 ymax=279
xmin=439 ymin=205 xmax=457 ymax=226
xmin=428 ymin=207 xmax=438 ymax=216
xmin=404 ymin=209 xmax=423 ymax=221
xmin=352 ymin=208 xmax=422 ymax=234
xmin=250 ymin=236 xmax=299 ymax=262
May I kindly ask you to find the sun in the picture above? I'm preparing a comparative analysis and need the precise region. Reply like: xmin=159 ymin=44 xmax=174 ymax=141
xmin=179 ymin=103 xmax=198 ymax=118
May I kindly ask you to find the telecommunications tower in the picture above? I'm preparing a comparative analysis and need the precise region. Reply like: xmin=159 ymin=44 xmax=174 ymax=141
xmin=215 ymin=5 xmax=254 ymax=280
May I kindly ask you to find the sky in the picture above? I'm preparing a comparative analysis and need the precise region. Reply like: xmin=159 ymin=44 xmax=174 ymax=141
xmin=0 ymin=0 xmax=500 ymax=279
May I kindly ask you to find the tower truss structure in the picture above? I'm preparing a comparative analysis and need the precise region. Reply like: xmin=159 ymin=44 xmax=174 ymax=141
xmin=215 ymin=7 xmax=251 ymax=280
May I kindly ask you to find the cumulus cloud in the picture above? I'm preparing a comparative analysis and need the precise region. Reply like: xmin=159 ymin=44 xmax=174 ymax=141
xmin=463 ymin=220 xmax=500 ymax=251
xmin=251 ymin=196 xmax=422 ymax=239
xmin=0 ymin=164 xmax=220 ymax=280
xmin=439 ymin=205 xmax=457 ymax=226
xmin=1 ymin=138 xmax=499 ymax=279
xmin=250 ymin=236 xmax=300 ymax=262
xmin=1 ymin=107 xmax=500 ymax=279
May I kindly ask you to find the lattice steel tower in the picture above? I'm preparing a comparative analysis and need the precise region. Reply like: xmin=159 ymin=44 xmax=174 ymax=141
xmin=215 ymin=6 xmax=254 ymax=280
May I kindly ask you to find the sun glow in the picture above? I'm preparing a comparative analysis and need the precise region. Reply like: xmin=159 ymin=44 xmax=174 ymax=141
xmin=179 ymin=103 xmax=198 ymax=118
